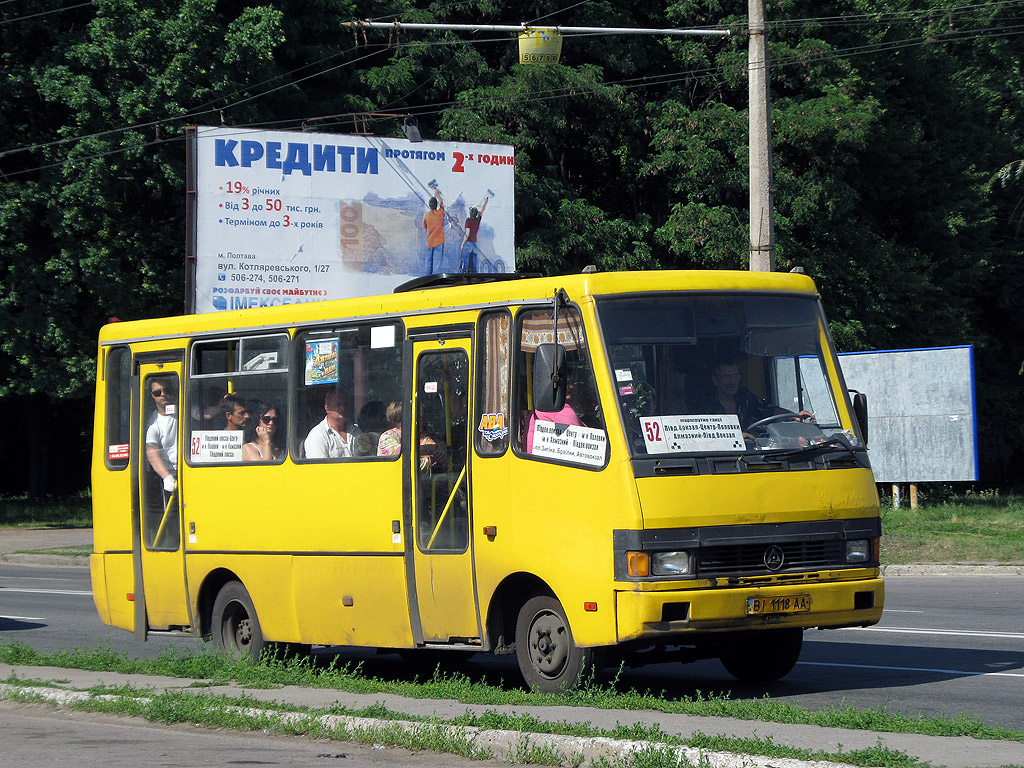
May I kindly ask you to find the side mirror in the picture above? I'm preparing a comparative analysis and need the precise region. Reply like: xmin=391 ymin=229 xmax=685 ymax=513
xmin=852 ymin=391 xmax=869 ymax=445
xmin=533 ymin=343 xmax=567 ymax=413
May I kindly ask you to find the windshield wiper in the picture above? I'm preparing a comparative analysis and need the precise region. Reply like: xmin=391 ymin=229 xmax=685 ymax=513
xmin=761 ymin=432 xmax=858 ymax=462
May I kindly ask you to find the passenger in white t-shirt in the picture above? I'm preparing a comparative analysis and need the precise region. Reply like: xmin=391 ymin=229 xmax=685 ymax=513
xmin=145 ymin=377 xmax=178 ymax=494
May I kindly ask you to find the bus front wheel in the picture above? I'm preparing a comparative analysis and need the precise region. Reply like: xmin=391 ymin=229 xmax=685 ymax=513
xmin=515 ymin=594 xmax=602 ymax=692
xmin=211 ymin=581 xmax=265 ymax=662
xmin=719 ymin=628 xmax=803 ymax=682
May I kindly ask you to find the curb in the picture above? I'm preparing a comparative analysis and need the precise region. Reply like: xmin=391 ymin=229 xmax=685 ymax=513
xmin=0 ymin=682 xmax=862 ymax=768
xmin=880 ymin=563 xmax=1024 ymax=576
xmin=0 ymin=553 xmax=89 ymax=567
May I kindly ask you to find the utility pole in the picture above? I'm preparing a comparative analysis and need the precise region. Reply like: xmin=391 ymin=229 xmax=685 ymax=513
xmin=748 ymin=0 xmax=775 ymax=272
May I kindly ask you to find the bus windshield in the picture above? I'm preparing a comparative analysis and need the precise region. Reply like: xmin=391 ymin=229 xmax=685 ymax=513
xmin=596 ymin=292 xmax=847 ymax=457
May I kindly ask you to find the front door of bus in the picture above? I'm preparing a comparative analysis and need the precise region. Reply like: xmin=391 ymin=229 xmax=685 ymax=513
xmin=135 ymin=361 xmax=190 ymax=633
xmin=409 ymin=340 xmax=480 ymax=643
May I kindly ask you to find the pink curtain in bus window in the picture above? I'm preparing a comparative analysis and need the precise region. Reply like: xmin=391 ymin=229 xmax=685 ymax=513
xmin=481 ymin=314 xmax=511 ymax=454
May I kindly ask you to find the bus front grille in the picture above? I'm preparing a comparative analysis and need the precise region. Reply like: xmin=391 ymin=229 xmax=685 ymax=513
xmin=697 ymin=540 xmax=845 ymax=577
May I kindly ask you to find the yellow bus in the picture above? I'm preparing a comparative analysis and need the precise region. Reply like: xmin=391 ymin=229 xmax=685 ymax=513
xmin=91 ymin=270 xmax=883 ymax=691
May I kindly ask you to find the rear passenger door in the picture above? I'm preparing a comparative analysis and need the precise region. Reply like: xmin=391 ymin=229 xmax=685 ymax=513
xmin=135 ymin=360 xmax=190 ymax=633
xmin=408 ymin=337 xmax=479 ymax=644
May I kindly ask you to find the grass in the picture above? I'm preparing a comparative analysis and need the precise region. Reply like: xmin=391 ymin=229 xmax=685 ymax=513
xmin=0 ymin=680 xmax=941 ymax=768
xmin=880 ymin=489 xmax=1024 ymax=564
xmin=2 ymin=640 xmax=1022 ymax=746
xmin=0 ymin=493 xmax=91 ymax=528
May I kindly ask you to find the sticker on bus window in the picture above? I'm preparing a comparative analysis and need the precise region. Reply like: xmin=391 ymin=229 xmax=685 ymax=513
xmin=424 ymin=381 xmax=438 ymax=394
xmin=108 ymin=444 xmax=130 ymax=461
xmin=371 ymin=325 xmax=396 ymax=349
xmin=305 ymin=340 xmax=339 ymax=385
xmin=531 ymin=422 xmax=607 ymax=466
xmin=640 ymin=415 xmax=744 ymax=453
xmin=190 ymin=431 xmax=244 ymax=463
xmin=478 ymin=413 xmax=509 ymax=442
xmin=615 ymin=368 xmax=632 ymax=382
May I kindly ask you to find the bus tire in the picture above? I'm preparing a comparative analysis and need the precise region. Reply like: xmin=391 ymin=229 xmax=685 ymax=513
xmin=515 ymin=594 xmax=602 ymax=692
xmin=720 ymin=628 xmax=803 ymax=682
xmin=211 ymin=581 xmax=265 ymax=662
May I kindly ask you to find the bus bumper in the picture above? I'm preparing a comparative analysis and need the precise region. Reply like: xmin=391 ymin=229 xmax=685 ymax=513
xmin=614 ymin=575 xmax=884 ymax=642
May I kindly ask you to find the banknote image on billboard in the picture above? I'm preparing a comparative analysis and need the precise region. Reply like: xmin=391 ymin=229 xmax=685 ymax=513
xmin=188 ymin=125 xmax=516 ymax=313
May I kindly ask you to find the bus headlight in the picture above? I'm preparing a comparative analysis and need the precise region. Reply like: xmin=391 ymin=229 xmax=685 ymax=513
xmin=651 ymin=551 xmax=693 ymax=576
xmin=846 ymin=539 xmax=870 ymax=563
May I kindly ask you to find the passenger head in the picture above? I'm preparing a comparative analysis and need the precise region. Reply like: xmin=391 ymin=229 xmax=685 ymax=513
xmin=324 ymin=389 xmax=350 ymax=432
xmin=711 ymin=356 xmax=743 ymax=397
xmin=246 ymin=401 xmax=283 ymax=445
xmin=221 ymin=393 xmax=249 ymax=430
xmin=386 ymin=401 xmax=402 ymax=427
xmin=149 ymin=377 xmax=175 ymax=414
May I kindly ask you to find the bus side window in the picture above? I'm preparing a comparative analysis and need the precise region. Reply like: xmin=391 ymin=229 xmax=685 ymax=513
xmin=188 ymin=334 xmax=289 ymax=465
xmin=104 ymin=346 xmax=132 ymax=470
xmin=295 ymin=322 xmax=403 ymax=461
xmin=475 ymin=310 xmax=511 ymax=457
xmin=514 ymin=307 xmax=606 ymax=465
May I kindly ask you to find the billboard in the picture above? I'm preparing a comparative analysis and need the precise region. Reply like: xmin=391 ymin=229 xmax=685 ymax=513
xmin=839 ymin=346 xmax=978 ymax=483
xmin=187 ymin=126 xmax=516 ymax=313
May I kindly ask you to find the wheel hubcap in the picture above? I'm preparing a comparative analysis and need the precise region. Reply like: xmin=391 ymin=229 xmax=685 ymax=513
xmin=529 ymin=610 xmax=569 ymax=678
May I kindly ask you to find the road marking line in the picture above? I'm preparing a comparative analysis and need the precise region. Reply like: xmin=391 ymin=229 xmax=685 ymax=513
xmin=880 ymin=609 xmax=923 ymax=613
xmin=0 ymin=615 xmax=45 ymax=621
xmin=0 ymin=588 xmax=92 ymax=596
xmin=840 ymin=626 xmax=1024 ymax=640
xmin=798 ymin=661 xmax=1024 ymax=678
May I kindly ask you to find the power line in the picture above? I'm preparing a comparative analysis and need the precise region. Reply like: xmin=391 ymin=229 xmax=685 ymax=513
xmin=0 ymin=1 xmax=93 ymax=25
xmin=3 ymin=11 xmax=1024 ymax=178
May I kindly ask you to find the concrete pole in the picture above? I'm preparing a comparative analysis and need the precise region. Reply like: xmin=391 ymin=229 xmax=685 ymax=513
xmin=748 ymin=0 xmax=775 ymax=272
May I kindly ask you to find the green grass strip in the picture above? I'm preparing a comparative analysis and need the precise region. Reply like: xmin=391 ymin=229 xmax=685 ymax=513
xmin=0 ymin=681 xmax=944 ymax=768
xmin=2 ymin=641 xmax=1022 ymax=748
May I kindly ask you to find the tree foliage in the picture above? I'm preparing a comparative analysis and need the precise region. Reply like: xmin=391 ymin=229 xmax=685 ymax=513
xmin=1 ymin=0 xmax=1022 ymax=491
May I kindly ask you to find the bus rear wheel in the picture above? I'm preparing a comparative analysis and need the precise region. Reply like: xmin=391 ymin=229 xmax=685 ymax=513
xmin=720 ymin=628 xmax=803 ymax=682
xmin=211 ymin=581 xmax=265 ymax=662
xmin=515 ymin=594 xmax=602 ymax=692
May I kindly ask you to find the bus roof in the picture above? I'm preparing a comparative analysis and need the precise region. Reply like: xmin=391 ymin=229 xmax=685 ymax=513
xmin=98 ymin=269 xmax=818 ymax=345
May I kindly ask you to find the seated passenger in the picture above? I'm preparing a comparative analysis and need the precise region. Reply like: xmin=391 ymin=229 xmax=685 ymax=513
xmin=304 ymin=388 xmax=362 ymax=459
xmin=526 ymin=373 xmax=582 ymax=453
xmin=221 ymin=393 xmax=250 ymax=432
xmin=378 ymin=401 xmax=445 ymax=471
xmin=242 ymin=402 xmax=284 ymax=461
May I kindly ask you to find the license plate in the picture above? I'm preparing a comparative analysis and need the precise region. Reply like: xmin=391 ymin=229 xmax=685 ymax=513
xmin=746 ymin=594 xmax=811 ymax=615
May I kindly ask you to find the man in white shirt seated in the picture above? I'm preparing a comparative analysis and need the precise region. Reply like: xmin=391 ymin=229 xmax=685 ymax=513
xmin=304 ymin=388 xmax=362 ymax=459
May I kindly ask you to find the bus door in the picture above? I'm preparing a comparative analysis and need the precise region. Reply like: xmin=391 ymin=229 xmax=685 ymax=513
xmin=134 ymin=360 xmax=190 ymax=635
xmin=408 ymin=338 xmax=480 ymax=643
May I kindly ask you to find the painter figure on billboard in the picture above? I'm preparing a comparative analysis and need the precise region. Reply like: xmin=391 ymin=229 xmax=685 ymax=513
xmin=459 ymin=194 xmax=490 ymax=274
xmin=423 ymin=186 xmax=446 ymax=275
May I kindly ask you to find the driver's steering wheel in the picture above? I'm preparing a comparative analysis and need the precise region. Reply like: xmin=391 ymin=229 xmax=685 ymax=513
xmin=745 ymin=412 xmax=806 ymax=433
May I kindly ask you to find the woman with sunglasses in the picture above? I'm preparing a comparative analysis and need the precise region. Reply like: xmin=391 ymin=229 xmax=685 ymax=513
xmin=242 ymin=401 xmax=285 ymax=462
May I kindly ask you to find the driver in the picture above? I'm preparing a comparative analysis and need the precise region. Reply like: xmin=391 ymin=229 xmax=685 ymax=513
xmin=695 ymin=355 xmax=809 ymax=433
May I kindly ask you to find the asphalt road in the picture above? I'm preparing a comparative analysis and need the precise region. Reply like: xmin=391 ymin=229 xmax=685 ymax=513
xmin=2 ymin=562 xmax=1022 ymax=732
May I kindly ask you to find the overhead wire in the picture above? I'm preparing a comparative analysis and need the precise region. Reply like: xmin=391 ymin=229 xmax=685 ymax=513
xmin=3 ymin=3 xmax=1024 ymax=178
